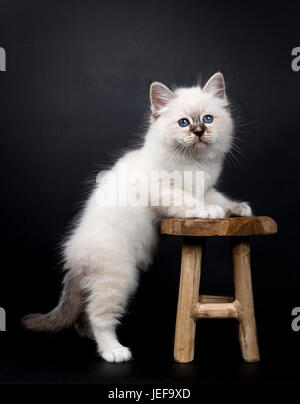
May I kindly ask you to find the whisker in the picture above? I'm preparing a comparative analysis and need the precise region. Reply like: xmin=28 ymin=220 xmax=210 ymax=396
xmin=235 ymin=120 xmax=259 ymax=128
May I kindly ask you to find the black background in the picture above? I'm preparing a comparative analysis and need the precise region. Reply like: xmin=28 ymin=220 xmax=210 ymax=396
xmin=0 ymin=0 xmax=300 ymax=385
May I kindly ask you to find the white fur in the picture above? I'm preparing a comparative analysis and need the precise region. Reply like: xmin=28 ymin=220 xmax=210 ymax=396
xmin=63 ymin=73 xmax=252 ymax=362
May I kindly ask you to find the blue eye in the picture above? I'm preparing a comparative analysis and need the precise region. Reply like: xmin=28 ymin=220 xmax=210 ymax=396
xmin=178 ymin=118 xmax=190 ymax=127
xmin=203 ymin=115 xmax=214 ymax=124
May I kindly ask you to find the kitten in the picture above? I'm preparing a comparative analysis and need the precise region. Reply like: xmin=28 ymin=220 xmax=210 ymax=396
xmin=23 ymin=73 xmax=252 ymax=362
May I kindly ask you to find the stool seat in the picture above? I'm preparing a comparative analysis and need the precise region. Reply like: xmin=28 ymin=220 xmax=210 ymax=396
xmin=161 ymin=216 xmax=277 ymax=237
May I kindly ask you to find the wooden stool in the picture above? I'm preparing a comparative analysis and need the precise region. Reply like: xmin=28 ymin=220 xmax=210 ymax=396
xmin=160 ymin=216 xmax=277 ymax=363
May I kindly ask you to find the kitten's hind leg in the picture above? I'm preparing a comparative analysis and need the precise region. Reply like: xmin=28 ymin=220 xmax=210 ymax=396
xmin=86 ymin=265 xmax=138 ymax=363
xmin=75 ymin=312 xmax=94 ymax=339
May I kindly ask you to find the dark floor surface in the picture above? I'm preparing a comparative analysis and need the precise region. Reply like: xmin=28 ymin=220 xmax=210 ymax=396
xmin=0 ymin=303 xmax=299 ymax=385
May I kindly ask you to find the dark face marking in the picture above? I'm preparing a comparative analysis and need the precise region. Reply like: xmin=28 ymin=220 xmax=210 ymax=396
xmin=190 ymin=120 xmax=206 ymax=137
xmin=191 ymin=113 xmax=202 ymax=124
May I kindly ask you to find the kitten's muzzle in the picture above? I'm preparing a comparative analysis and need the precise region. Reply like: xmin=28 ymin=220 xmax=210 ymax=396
xmin=191 ymin=124 xmax=206 ymax=138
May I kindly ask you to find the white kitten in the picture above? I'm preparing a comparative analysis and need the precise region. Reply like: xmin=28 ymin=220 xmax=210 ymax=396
xmin=23 ymin=73 xmax=252 ymax=362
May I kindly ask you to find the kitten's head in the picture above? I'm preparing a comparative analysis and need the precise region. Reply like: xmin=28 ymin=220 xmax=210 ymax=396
xmin=148 ymin=73 xmax=233 ymax=157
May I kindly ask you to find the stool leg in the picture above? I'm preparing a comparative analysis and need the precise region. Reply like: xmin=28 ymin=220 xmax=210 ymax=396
xmin=174 ymin=237 xmax=205 ymax=363
xmin=232 ymin=237 xmax=260 ymax=362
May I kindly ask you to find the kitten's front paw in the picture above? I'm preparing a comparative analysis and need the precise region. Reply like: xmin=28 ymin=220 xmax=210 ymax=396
xmin=229 ymin=202 xmax=252 ymax=217
xmin=198 ymin=204 xmax=226 ymax=219
xmin=101 ymin=346 xmax=132 ymax=363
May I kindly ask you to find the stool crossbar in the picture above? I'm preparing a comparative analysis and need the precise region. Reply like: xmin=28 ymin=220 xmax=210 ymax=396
xmin=160 ymin=216 xmax=277 ymax=363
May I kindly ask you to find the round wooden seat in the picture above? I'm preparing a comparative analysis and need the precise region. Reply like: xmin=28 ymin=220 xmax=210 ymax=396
xmin=160 ymin=216 xmax=277 ymax=237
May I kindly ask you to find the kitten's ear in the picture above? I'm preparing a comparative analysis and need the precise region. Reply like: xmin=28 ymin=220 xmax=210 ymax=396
xmin=150 ymin=82 xmax=175 ymax=116
xmin=203 ymin=72 xmax=226 ymax=100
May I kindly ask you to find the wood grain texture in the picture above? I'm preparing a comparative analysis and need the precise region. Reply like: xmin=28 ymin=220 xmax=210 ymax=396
xmin=193 ymin=300 xmax=240 ymax=319
xmin=198 ymin=294 xmax=234 ymax=304
xmin=174 ymin=237 xmax=205 ymax=363
xmin=232 ymin=237 xmax=260 ymax=362
xmin=160 ymin=216 xmax=277 ymax=237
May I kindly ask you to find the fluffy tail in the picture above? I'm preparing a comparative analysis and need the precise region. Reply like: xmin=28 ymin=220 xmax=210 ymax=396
xmin=23 ymin=272 xmax=83 ymax=332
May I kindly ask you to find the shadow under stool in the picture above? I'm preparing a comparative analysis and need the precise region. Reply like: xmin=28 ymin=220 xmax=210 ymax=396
xmin=160 ymin=216 xmax=277 ymax=363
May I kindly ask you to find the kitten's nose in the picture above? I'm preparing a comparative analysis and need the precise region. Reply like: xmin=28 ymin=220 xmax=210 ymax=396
xmin=193 ymin=125 xmax=205 ymax=137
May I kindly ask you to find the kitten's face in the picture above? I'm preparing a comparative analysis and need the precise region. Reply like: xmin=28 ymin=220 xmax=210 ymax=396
xmin=149 ymin=73 xmax=233 ymax=156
